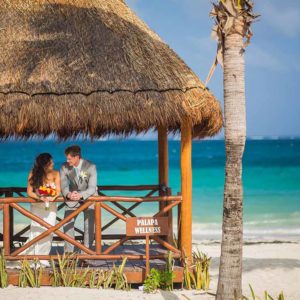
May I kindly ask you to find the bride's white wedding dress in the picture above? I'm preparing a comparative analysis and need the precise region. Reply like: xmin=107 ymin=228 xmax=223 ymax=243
xmin=7 ymin=183 xmax=57 ymax=268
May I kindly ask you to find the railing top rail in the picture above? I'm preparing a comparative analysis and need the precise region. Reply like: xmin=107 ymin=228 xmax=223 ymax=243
xmin=0 ymin=195 xmax=182 ymax=204
xmin=99 ymin=185 xmax=163 ymax=191
xmin=0 ymin=184 xmax=167 ymax=194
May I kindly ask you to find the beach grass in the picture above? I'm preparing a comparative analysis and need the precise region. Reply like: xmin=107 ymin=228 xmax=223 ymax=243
xmin=237 ymin=284 xmax=285 ymax=300
xmin=182 ymin=249 xmax=211 ymax=291
xmin=0 ymin=250 xmax=8 ymax=288
xmin=18 ymin=259 xmax=43 ymax=287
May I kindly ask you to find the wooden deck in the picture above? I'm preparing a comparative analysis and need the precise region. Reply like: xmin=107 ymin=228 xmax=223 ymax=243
xmin=6 ymin=243 xmax=184 ymax=285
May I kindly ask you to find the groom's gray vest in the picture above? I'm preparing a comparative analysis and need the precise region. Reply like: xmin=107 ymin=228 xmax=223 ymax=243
xmin=60 ymin=159 xmax=98 ymax=208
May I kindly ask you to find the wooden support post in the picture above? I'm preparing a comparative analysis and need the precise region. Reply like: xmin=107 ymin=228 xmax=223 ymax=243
xmin=3 ymin=204 xmax=10 ymax=255
xmin=158 ymin=126 xmax=169 ymax=194
xmin=177 ymin=192 xmax=182 ymax=248
xmin=180 ymin=118 xmax=192 ymax=261
xmin=158 ymin=126 xmax=168 ymax=209
xmin=95 ymin=202 xmax=102 ymax=254
xmin=166 ymin=187 xmax=173 ymax=244
xmin=6 ymin=191 xmax=14 ymax=250
xmin=145 ymin=235 xmax=150 ymax=277
xmin=158 ymin=126 xmax=173 ymax=243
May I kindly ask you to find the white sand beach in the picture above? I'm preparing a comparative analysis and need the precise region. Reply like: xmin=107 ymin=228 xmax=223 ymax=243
xmin=1 ymin=241 xmax=299 ymax=300
xmin=199 ymin=241 xmax=300 ymax=299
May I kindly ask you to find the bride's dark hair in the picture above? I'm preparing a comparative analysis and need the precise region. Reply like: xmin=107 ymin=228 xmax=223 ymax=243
xmin=29 ymin=153 xmax=53 ymax=189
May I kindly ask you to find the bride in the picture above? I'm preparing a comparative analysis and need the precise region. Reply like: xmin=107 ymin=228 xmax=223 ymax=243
xmin=25 ymin=153 xmax=61 ymax=266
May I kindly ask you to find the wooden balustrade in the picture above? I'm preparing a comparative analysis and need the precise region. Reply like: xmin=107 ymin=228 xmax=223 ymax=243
xmin=0 ymin=185 xmax=182 ymax=262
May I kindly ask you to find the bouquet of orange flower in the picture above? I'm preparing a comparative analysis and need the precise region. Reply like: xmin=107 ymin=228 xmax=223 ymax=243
xmin=38 ymin=183 xmax=56 ymax=210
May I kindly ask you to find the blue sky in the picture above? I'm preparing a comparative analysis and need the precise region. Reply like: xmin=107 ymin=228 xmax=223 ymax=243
xmin=126 ymin=0 xmax=300 ymax=138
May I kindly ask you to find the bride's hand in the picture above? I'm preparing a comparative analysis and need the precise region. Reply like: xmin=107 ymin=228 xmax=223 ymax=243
xmin=46 ymin=196 xmax=56 ymax=202
xmin=39 ymin=196 xmax=55 ymax=202
xmin=39 ymin=196 xmax=47 ymax=202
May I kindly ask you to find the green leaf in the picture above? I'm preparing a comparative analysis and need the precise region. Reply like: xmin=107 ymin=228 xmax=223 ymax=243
xmin=249 ymin=284 xmax=256 ymax=300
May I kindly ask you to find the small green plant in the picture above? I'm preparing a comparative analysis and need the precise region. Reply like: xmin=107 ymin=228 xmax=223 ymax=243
xmin=143 ymin=268 xmax=175 ymax=293
xmin=237 ymin=284 xmax=285 ymax=300
xmin=143 ymin=252 xmax=175 ymax=293
xmin=0 ymin=250 xmax=8 ymax=288
xmin=159 ymin=269 xmax=174 ymax=291
xmin=18 ymin=259 xmax=43 ymax=287
xmin=143 ymin=268 xmax=161 ymax=293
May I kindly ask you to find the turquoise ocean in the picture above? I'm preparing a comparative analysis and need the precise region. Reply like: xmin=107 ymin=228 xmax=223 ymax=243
xmin=0 ymin=139 xmax=299 ymax=242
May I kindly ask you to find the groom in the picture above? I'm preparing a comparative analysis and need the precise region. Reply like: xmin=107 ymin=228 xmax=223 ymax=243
xmin=60 ymin=145 xmax=98 ymax=253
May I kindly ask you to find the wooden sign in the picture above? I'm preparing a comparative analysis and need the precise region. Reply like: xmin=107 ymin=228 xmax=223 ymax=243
xmin=126 ymin=217 xmax=168 ymax=236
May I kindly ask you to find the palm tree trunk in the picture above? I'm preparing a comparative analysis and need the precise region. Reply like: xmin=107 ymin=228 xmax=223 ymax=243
xmin=216 ymin=32 xmax=246 ymax=300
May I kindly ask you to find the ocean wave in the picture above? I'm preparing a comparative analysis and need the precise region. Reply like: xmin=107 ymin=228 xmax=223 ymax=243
xmin=192 ymin=228 xmax=300 ymax=235
xmin=244 ymin=218 xmax=300 ymax=225
xmin=193 ymin=212 xmax=300 ymax=227
xmin=190 ymin=221 xmax=300 ymax=238
xmin=290 ymin=211 xmax=300 ymax=217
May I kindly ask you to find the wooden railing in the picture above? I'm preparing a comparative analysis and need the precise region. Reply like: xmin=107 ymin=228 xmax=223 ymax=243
xmin=0 ymin=185 xmax=182 ymax=261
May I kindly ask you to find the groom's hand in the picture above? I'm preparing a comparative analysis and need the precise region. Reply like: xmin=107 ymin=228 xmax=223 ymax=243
xmin=68 ymin=191 xmax=83 ymax=201
xmin=67 ymin=192 xmax=76 ymax=200
xmin=72 ymin=191 xmax=83 ymax=201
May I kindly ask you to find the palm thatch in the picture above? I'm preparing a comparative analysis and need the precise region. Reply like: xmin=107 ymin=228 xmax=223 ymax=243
xmin=0 ymin=0 xmax=222 ymax=139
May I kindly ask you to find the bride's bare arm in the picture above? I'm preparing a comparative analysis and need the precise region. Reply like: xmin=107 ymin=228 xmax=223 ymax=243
xmin=27 ymin=172 xmax=41 ymax=201
xmin=54 ymin=171 xmax=61 ymax=198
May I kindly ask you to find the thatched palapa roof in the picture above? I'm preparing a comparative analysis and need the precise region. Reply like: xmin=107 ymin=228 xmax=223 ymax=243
xmin=0 ymin=0 xmax=222 ymax=139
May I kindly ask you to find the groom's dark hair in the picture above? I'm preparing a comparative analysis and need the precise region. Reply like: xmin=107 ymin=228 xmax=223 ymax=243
xmin=65 ymin=145 xmax=81 ymax=157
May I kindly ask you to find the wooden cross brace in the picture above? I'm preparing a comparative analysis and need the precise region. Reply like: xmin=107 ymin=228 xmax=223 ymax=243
xmin=9 ymin=201 xmax=95 ymax=256
xmin=101 ymin=200 xmax=181 ymax=255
